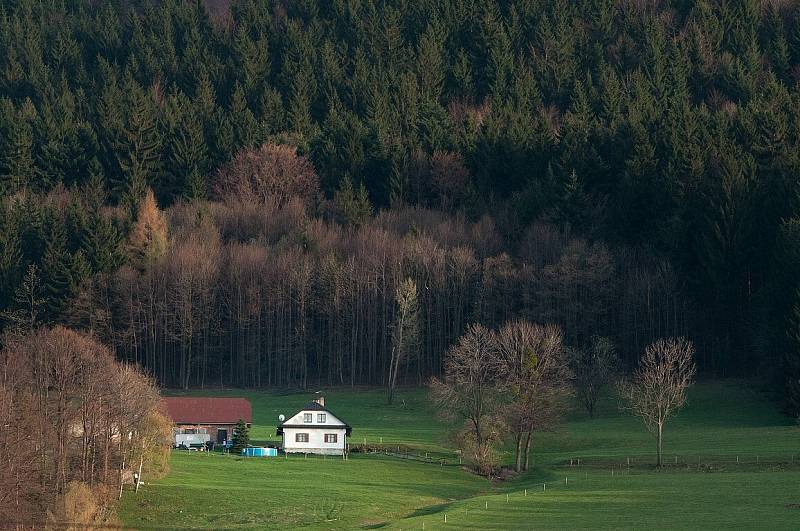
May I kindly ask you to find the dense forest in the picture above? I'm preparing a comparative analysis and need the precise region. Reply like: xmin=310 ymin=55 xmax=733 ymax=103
xmin=0 ymin=0 xmax=799 ymax=408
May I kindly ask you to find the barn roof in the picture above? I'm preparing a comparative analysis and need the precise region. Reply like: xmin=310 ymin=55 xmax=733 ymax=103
xmin=163 ymin=397 xmax=252 ymax=425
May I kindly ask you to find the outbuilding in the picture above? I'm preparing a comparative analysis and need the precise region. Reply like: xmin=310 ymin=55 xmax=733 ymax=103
xmin=163 ymin=397 xmax=252 ymax=447
xmin=277 ymin=397 xmax=351 ymax=456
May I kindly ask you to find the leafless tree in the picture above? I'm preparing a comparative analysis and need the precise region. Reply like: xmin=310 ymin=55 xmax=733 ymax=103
xmin=430 ymin=324 xmax=503 ymax=473
xmin=213 ymin=143 xmax=320 ymax=209
xmin=570 ymin=336 xmax=618 ymax=418
xmin=387 ymin=278 xmax=419 ymax=404
xmin=0 ymin=327 xmax=168 ymax=527
xmin=619 ymin=337 xmax=696 ymax=467
xmin=127 ymin=188 xmax=168 ymax=269
xmin=497 ymin=321 xmax=571 ymax=472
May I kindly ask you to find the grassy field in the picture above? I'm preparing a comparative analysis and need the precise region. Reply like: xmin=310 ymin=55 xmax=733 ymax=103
xmin=119 ymin=381 xmax=800 ymax=529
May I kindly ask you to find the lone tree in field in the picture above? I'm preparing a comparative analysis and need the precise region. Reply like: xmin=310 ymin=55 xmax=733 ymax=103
xmin=430 ymin=324 xmax=503 ymax=475
xmin=620 ymin=337 xmax=696 ymax=467
xmin=231 ymin=418 xmax=250 ymax=454
xmin=387 ymin=278 xmax=419 ymax=405
xmin=571 ymin=336 xmax=618 ymax=418
xmin=497 ymin=321 xmax=571 ymax=472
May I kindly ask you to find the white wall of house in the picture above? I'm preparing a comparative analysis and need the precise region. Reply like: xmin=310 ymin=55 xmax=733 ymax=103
xmin=281 ymin=409 xmax=348 ymax=455
xmin=282 ymin=426 xmax=347 ymax=455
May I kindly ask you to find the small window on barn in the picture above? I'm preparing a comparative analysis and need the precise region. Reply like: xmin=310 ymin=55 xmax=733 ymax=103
xmin=303 ymin=413 xmax=312 ymax=423
xmin=324 ymin=434 xmax=338 ymax=443
xmin=296 ymin=433 xmax=309 ymax=443
xmin=318 ymin=413 xmax=326 ymax=423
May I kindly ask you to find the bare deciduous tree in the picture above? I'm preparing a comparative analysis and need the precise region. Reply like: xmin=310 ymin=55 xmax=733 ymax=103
xmin=388 ymin=278 xmax=419 ymax=405
xmin=620 ymin=337 xmax=696 ymax=467
xmin=430 ymin=324 xmax=503 ymax=474
xmin=497 ymin=321 xmax=570 ymax=472
xmin=213 ymin=143 xmax=320 ymax=208
xmin=0 ymin=327 xmax=168 ymax=527
xmin=571 ymin=336 xmax=618 ymax=418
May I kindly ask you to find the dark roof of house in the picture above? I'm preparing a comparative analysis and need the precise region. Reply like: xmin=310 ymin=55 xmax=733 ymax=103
xmin=276 ymin=401 xmax=351 ymax=436
xmin=163 ymin=397 xmax=252 ymax=425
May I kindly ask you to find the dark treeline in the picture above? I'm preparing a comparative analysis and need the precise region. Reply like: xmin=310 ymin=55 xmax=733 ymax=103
xmin=0 ymin=1 xmax=799 ymax=403
xmin=1 ymin=186 xmax=688 ymax=388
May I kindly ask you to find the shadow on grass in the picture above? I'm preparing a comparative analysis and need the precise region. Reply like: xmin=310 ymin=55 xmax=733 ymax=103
xmin=402 ymin=502 xmax=450 ymax=519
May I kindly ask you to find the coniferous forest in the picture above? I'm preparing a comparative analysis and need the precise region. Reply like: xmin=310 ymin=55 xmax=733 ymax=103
xmin=0 ymin=0 xmax=799 ymax=409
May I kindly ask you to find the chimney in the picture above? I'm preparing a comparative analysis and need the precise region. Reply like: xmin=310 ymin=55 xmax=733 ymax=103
xmin=314 ymin=396 xmax=325 ymax=407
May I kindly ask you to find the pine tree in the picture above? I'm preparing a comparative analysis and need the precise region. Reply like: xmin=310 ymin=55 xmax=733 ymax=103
xmin=117 ymin=82 xmax=162 ymax=218
xmin=334 ymin=175 xmax=373 ymax=227
xmin=167 ymin=101 xmax=209 ymax=200
xmin=417 ymin=20 xmax=445 ymax=103
xmin=765 ymin=7 xmax=791 ymax=81
xmin=41 ymin=220 xmax=74 ymax=320
xmin=258 ymin=88 xmax=285 ymax=136
xmin=553 ymin=169 xmax=589 ymax=231
xmin=233 ymin=25 xmax=270 ymax=101
xmin=230 ymin=81 xmax=258 ymax=149
xmin=81 ymin=211 xmax=124 ymax=275
xmin=1 ymin=113 xmax=35 ymax=194
xmin=0 ymin=213 xmax=22 ymax=313
xmin=231 ymin=418 xmax=250 ymax=454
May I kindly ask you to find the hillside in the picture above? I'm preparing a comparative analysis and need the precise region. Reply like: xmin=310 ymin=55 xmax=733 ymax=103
xmin=119 ymin=381 xmax=800 ymax=529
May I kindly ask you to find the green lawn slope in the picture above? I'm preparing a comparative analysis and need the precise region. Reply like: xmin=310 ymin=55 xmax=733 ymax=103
xmin=119 ymin=381 xmax=800 ymax=529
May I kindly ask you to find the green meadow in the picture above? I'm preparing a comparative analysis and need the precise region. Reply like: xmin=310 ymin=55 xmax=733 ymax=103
xmin=119 ymin=382 xmax=800 ymax=529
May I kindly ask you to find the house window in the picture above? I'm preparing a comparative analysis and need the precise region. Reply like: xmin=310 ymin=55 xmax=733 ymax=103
xmin=295 ymin=433 xmax=309 ymax=443
xmin=317 ymin=413 xmax=326 ymax=423
xmin=324 ymin=433 xmax=338 ymax=443
xmin=303 ymin=413 xmax=312 ymax=423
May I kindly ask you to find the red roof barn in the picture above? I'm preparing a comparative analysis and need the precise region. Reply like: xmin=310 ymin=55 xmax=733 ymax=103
xmin=163 ymin=397 xmax=252 ymax=445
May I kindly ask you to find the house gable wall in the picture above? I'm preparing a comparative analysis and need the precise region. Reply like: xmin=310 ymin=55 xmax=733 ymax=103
xmin=282 ymin=426 xmax=347 ymax=455
xmin=284 ymin=409 xmax=346 ymax=427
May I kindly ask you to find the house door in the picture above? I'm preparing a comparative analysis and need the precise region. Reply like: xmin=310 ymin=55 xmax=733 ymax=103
xmin=217 ymin=429 xmax=227 ymax=444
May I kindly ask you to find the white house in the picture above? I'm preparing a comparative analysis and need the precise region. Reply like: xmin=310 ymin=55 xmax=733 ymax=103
xmin=277 ymin=396 xmax=351 ymax=456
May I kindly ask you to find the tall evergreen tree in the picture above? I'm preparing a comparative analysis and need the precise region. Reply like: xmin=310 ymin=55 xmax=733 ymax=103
xmin=117 ymin=81 xmax=162 ymax=217
xmin=231 ymin=418 xmax=250 ymax=454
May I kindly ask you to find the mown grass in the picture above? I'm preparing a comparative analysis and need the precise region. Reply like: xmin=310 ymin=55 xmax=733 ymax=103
xmin=119 ymin=381 xmax=800 ymax=529
xmin=392 ymin=469 xmax=800 ymax=530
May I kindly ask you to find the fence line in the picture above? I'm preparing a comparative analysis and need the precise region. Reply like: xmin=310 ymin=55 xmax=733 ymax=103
xmin=356 ymin=442 xmax=800 ymax=471
xmin=404 ymin=471 xmax=594 ymax=529
xmin=554 ymin=453 xmax=800 ymax=469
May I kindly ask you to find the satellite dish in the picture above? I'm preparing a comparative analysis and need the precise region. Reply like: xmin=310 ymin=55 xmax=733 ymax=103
xmin=278 ymin=414 xmax=285 ymax=422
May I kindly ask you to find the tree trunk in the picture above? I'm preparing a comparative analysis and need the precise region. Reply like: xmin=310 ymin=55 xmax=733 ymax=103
xmin=387 ymin=349 xmax=398 ymax=405
xmin=514 ymin=432 xmax=523 ymax=472
xmin=657 ymin=422 xmax=663 ymax=467
xmin=523 ymin=431 xmax=533 ymax=471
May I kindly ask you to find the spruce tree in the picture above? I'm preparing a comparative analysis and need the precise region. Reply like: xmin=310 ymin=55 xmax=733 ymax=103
xmin=1 ymin=115 xmax=35 ymax=194
xmin=81 ymin=212 xmax=124 ymax=275
xmin=167 ymin=99 xmax=209 ymax=200
xmin=230 ymin=82 xmax=257 ymax=149
xmin=117 ymin=82 xmax=161 ymax=218
xmin=0 ymin=213 xmax=22 ymax=313
xmin=231 ymin=418 xmax=250 ymax=454
xmin=41 ymin=221 xmax=74 ymax=320
xmin=334 ymin=175 xmax=373 ymax=228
